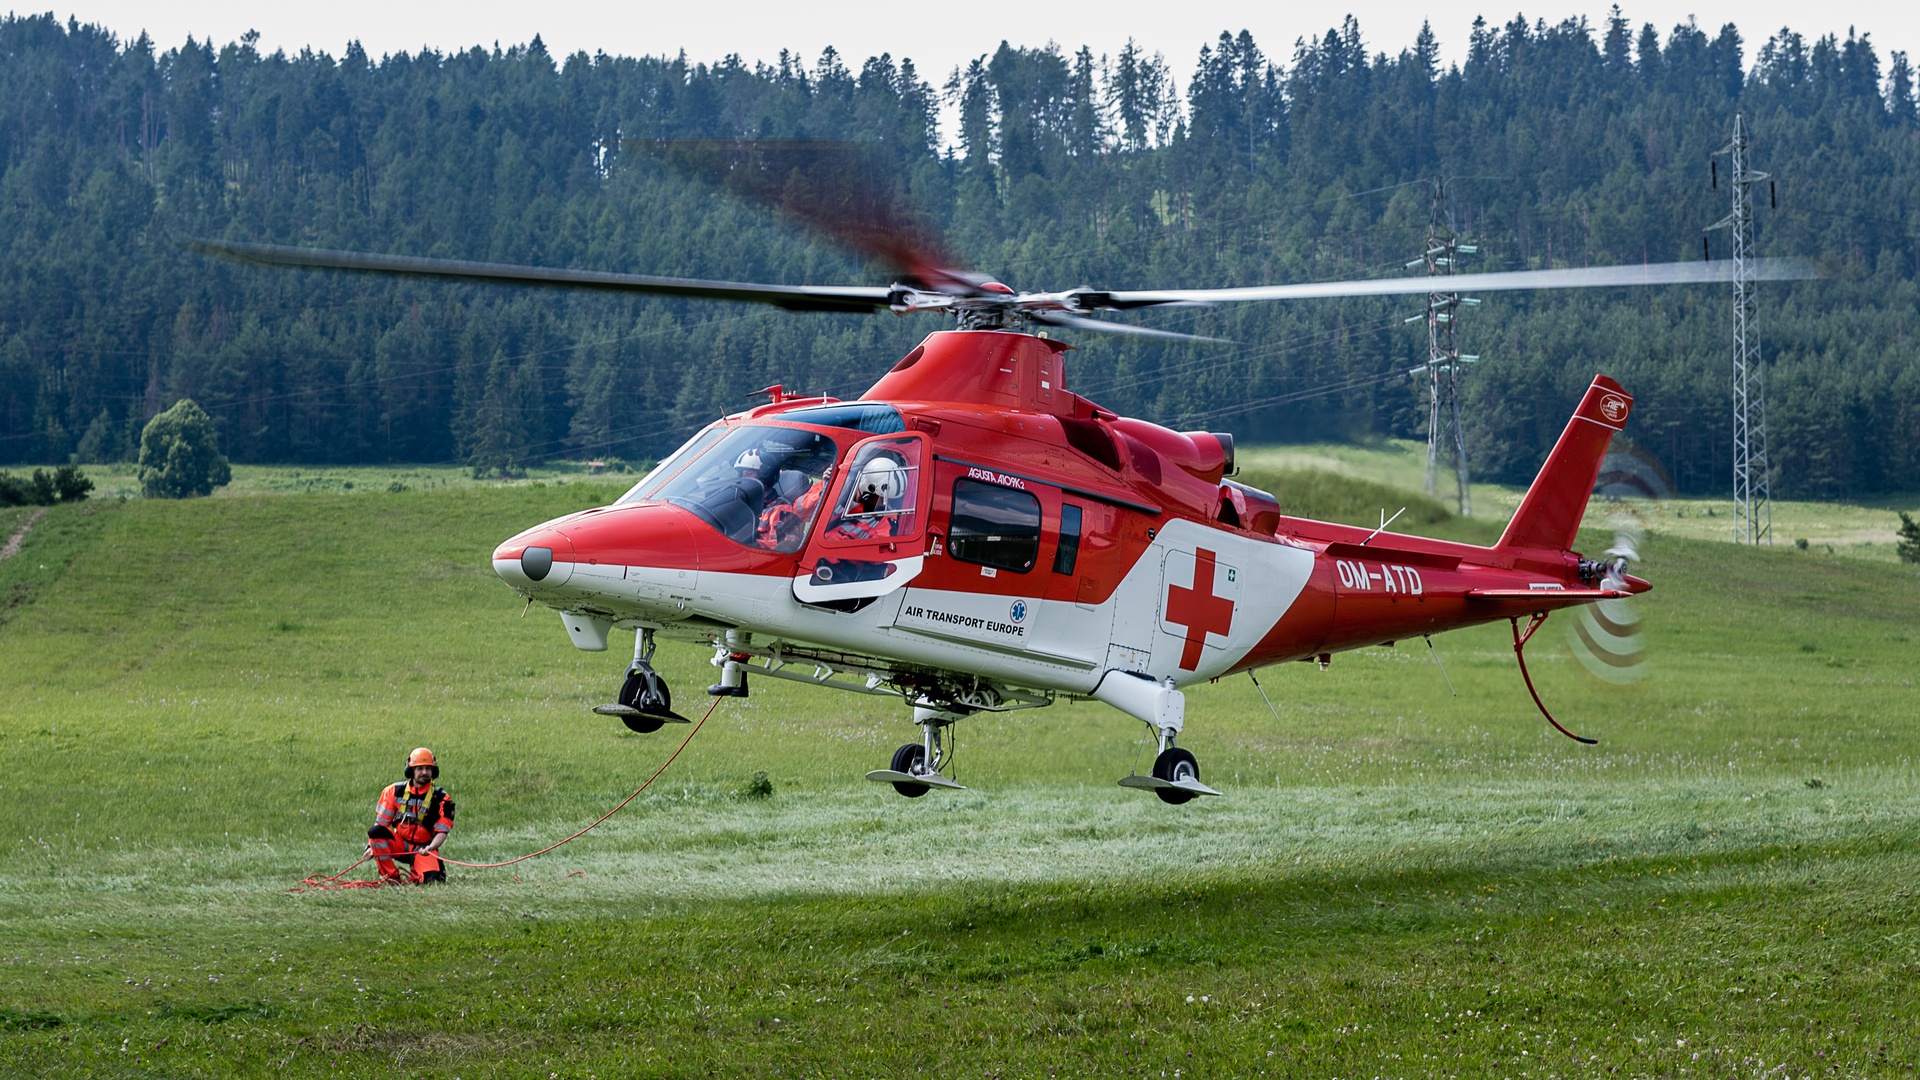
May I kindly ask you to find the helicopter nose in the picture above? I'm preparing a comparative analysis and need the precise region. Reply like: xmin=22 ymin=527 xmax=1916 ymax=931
xmin=493 ymin=529 xmax=576 ymax=590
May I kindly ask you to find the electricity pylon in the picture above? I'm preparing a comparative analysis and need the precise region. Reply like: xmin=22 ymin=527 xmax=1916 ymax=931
xmin=1407 ymin=179 xmax=1479 ymax=516
xmin=1707 ymin=113 xmax=1773 ymax=545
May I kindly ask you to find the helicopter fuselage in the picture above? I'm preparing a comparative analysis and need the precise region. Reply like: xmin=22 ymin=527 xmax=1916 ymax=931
xmin=492 ymin=330 xmax=1646 ymax=721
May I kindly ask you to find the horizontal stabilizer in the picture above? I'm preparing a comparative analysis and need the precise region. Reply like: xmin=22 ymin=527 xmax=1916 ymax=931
xmin=1468 ymin=588 xmax=1630 ymax=599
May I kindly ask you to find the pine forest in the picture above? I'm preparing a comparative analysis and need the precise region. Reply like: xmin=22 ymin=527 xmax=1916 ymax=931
xmin=1 ymin=12 xmax=1916 ymax=496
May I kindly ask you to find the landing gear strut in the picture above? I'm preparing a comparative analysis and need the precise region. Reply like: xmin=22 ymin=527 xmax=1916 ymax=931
xmin=1101 ymin=671 xmax=1223 ymax=804
xmin=592 ymin=628 xmax=688 ymax=732
xmin=866 ymin=703 xmax=967 ymax=796
xmin=707 ymin=631 xmax=752 ymax=698
xmin=1118 ymin=729 xmax=1219 ymax=804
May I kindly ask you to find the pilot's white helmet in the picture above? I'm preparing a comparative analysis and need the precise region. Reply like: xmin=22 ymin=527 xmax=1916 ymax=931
xmin=733 ymin=448 xmax=766 ymax=473
xmin=855 ymin=456 xmax=906 ymax=501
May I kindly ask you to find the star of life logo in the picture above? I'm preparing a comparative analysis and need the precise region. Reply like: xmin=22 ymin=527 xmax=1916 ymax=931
xmin=1008 ymin=600 xmax=1028 ymax=624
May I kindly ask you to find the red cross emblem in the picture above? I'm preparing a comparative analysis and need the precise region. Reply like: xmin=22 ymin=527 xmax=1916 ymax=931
xmin=1165 ymin=547 xmax=1235 ymax=670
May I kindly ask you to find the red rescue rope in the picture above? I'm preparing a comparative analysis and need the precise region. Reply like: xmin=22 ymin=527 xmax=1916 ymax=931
xmin=294 ymin=854 xmax=385 ymax=891
xmin=1510 ymin=613 xmax=1598 ymax=745
xmin=292 ymin=698 xmax=721 ymax=891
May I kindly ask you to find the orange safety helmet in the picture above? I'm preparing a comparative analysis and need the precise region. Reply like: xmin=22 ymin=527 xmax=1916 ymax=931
xmin=404 ymin=746 xmax=439 ymax=779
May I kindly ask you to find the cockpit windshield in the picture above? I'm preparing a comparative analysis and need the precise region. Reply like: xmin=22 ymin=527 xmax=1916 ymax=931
xmin=616 ymin=423 xmax=726 ymax=505
xmin=642 ymin=425 xmax=840 ymax=552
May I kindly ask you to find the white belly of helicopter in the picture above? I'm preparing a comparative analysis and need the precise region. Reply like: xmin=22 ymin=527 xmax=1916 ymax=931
xmin=683 ymin=571 xmax=1110 ymax=693
xmin=544 ymin=518 xmax=1314 ymax=696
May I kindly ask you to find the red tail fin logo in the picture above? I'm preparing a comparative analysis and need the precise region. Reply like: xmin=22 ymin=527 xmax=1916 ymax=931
xmin=1599 ymin=393 xmax=1630 ymax=424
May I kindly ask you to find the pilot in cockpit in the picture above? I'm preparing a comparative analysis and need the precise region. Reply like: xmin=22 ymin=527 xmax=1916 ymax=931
xmin=749 ymin=444 xmax=833 ymax=552
xmin=732 ymin=447 xmax=775 ymax=494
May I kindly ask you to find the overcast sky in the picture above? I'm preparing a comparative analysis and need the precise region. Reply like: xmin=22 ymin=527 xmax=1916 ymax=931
xmin=29 ymin=1 xmax=1916 ymax=97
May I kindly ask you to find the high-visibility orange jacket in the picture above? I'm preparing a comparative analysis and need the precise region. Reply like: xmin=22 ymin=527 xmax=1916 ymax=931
xmin=826 ymin=510 xmax=900 ymax=541
xmin=755 ymin=480 xmax=826 ymax=551
xmin=375 ymin=781 xmax=455 ymax=849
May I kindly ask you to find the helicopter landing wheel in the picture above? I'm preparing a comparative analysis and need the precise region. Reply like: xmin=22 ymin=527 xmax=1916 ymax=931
xmin=888 ymin=743 xmax=930 ymax=798
xmin=616 ymin=670 xmax=669 ymax=733
xmin=592 ymin=628 xmax=690 ymax=733
xmin=1150 ymin=746 xmax=1200 ymax=805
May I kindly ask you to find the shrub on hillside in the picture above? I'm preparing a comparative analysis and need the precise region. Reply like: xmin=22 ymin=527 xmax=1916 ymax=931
xmin=138 ymin=400 xmax=231 ymax=499
xmin=3 ymin=469 xmax=45 ymax=506
xmin=1898 ymin=512 xmax=1920 ymax=565
xmin=0 ymin=465 xmax=92 ymax=506
xmin=52 ymin=464 xmax=93 ymax=502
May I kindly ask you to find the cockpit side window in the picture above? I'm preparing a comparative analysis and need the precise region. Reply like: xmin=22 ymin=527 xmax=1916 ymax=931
xmin=817 ymin=437 xmax=922 ymax=546
xmin=652 ymin=425 xmax=840 ymax=551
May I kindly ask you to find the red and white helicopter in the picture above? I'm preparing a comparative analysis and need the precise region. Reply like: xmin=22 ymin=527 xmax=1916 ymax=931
xmin=198 ymin=166 xmax=1811 ymax=804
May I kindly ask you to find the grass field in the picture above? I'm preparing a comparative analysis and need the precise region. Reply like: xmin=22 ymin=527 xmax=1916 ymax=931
xmin=2 ymin=469 xmax=1918 ymax=1077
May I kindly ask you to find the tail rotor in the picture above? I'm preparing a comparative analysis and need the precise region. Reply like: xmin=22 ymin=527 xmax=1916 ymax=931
xmin=1566 ymin=447 xmax=1671 ymax=685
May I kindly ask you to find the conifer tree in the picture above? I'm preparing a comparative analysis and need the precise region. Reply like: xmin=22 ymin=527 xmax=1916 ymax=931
xmin=1897 ymin=512 xmax=1920 ymax=564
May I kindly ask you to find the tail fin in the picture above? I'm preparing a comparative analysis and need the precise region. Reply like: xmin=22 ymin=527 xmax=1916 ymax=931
xmin=1495 ymin=375 xmax=1634 ymax=553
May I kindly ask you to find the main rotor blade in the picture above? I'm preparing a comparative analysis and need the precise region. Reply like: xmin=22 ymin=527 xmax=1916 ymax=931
xmin=1097 ymin=258 xmax=1820 ymax=307
xmin=190 ymin=241 xmax=895 ymax=314
xmin=1027 ymin=311 xmax=1231 ymax=344
xmin=627 ymin=139 xmax=981 ymax=296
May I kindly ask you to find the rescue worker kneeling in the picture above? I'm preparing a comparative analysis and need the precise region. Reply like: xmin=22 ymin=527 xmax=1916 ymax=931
xmin=367 ymin=747 xmax=455 ymax=883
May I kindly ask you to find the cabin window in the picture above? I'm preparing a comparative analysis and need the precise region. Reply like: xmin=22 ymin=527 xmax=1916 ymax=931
xmin=1052 ymin=504 xmax=1082 ymax=575
xmin=948 ymin=479 xmax=1041 ymax=573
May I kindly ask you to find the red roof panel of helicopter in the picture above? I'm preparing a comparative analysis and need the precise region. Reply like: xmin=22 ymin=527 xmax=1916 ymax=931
xmin=861 ymin=331 xmax=1075 ymax=416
